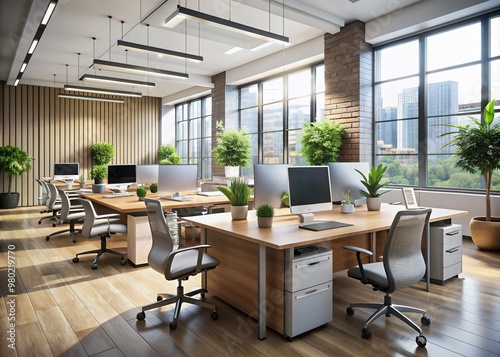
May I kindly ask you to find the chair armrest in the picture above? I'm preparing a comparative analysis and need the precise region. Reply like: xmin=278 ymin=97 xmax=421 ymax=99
xmin=95 ymin=213 xmax=121 ymax=220
xmin=343 ymin=245 xmax=373 ymax=284
xmin=167 ymin=244 xmax=211 ymax=275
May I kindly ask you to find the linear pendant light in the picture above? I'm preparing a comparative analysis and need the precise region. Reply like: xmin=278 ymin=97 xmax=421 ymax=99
xmin=58 ymin=93 xmax=124 ymax=103
xmin=80 ymin=74 xmax=156 ymax=88
xmin=93 ymin=59 xmax=189 ymax=79
xmin=117 ymin=40 xmax=203 ymax=63
xmin=64 ymin=84 xmax=142 ymax=97
xmin=163 ymin=5 xmax=289 ymax=44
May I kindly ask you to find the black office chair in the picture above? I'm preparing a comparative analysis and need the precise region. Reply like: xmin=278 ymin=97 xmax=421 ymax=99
xmin=72 ymin=199 xmax=127 ymax=270
xmin=136 ymin=198 xmax=220 ymax=330
xmin=45 ymin=186 xmax=84 ymax=242
xmin=343 ymin=208 xmax=432 ymax=347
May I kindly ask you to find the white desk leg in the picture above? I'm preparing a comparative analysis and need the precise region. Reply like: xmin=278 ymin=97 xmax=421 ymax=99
xmin=258 ymin=244 xmax=266 ymax=340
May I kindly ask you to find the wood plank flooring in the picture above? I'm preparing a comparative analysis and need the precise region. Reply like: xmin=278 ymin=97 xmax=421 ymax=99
xmin=1 ymin=206 xmax=499 ymax=357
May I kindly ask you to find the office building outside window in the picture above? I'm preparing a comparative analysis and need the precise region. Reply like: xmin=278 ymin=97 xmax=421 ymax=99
xmin=175 ymin=96 xmax=212 ymax=179
xmin=374 ymin=12 xmax=500 ymax=191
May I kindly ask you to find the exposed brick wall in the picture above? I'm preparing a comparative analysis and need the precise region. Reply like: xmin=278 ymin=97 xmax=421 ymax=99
xmin=324 ymin=21 xmax=373 ymax=163
xmin=211 ymin=72 xmax=239 ymax=177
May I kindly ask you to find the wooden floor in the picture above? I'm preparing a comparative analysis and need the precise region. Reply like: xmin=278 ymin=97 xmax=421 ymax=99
xmin=0 ymin=207 xmax=499 ymax=357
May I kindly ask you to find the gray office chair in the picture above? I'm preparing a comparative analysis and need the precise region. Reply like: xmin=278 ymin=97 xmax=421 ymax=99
xmin=72 ymin=199 xmax=127 ymax=270
xmin=45 ymin=186 xmax=84 ymax=242
xmin=344 ymin=208 xmax=432 ymax=347
xmin=136 ymin=198 xmax=220 ymax=330
xmin=37 ymin=179 xmax=62 ymax=226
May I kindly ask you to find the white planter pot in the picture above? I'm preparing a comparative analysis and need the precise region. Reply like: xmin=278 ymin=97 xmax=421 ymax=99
xmin=341 ymin=204 xmax=354 ymax=214
xmin=231 ymin=205 xmax=248 ymax=220
xmin=225 ymin=166 xmax=240 ymax=177
xmin=366 ymin=197 xmax=381 ymax=211
xmin=257 ymin=216 xmax=273 ymax=228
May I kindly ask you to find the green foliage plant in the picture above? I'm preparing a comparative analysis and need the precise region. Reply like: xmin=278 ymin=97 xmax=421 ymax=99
xmin=216 ymin=177 xmax=253 ymax=206
xmin=136 ymin=186 xmax=147 ymax=198
xmin=0 ymin=145 xmax=34 ymax=193
xmin=158 ymin=144 xmax=181 ymax=164
xmin=256 ymin=204 xmax=275 ymax=217
xmin=212 ymin=121 xmax=251 ymax=167
xmin=438 ymin=99 xmax=500 ymax=221
xmin=356 ymin=164 xmax=390 ymax=198
xmin=91 ymin=142 xmax=115 ymax=165
xmin=89 ymin=164 xmax=108 ymax=180
xmin=341 ymin=190 xmax=352 ymax=205
xmin=300 ymin=119 xmax=344 ymax=165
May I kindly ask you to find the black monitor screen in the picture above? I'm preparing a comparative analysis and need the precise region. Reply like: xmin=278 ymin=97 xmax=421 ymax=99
xmin=53 ymin=163 xmax=79 ymax=180
xmin=107 ymin=164 xmax=137 ymax=185
xmin=288 ymin=166 xmax=332 ymax=216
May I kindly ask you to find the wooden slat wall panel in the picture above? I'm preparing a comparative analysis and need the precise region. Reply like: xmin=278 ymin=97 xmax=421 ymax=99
xmin=0 ymin=82 xmax=161 ymax=207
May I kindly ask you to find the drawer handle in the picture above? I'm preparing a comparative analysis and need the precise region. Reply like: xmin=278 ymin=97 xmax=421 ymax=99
xmin=446 ymin=247 xmax=460 ymax=253
xmin=295 ymin=287 xmax=330 ymax=300
xmin=446 ymin=231 xmax=460 ymax=236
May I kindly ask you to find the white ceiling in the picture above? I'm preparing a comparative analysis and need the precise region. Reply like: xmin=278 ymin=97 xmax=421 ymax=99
xmin=1 ymin=0 xmax=499 ymax=101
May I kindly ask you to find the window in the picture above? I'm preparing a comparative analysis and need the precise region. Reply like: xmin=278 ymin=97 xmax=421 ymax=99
xmin=374 ymin=12 xmax=499 ymax=191
xmin=175 ymin=96 xmax=212 ymax=179
xmin=239 ymin=64 xmax=324 ymax=177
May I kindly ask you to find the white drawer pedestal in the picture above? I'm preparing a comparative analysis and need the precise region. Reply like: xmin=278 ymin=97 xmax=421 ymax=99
xmin=430 ymin=223 xmax=462 ymax=285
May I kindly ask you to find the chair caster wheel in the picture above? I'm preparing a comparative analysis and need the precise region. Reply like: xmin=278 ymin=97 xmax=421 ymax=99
xmin=421 ymin=316 xmax=431 ymax=326
xmin=157 ymin=296 xmax=163 ymax=302
xmin=46 ymin=236 xmax=50 ymax=241
xmin=72 ymin=238 xmax=77 ymax=243
xmin=92 ymin=264 xmax=98 ymax=270
xmin=169 ymin=321 xmax=177 ymax=330
xmin=416 ymin=335 xmax=427 ymax=347
xmin=120 ymin=259 xmax=126 ymax=265
xmin=346 ymin=307 xmax=354 ymax=316
xmin=137 ymin=311 xmax=146 ymax=321
xmin=361 ymin=327 xmax=372 ymax=339
xmin=52 ymin=223 xmax=57 ymax=227
xmin=38 ymin=221 xmax=42 ymax=224
xmin=72 ymin=257 xmax=79 ymax=263
xmin=211 ymin=311 xmax=218 ymax=320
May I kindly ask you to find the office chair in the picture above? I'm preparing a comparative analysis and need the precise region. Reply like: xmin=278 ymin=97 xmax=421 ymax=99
xmin=37 ymin=179 xmax=62 ymax=226
xmin=72 ymin=199 xmax=127 ymax=270
xmin=45 ymin=186 xmax=84 ymax=242
xmin=343 ymin=208 xmax=432 ymax=347
xmin=136 ymin=198 xmax=220 ymax=330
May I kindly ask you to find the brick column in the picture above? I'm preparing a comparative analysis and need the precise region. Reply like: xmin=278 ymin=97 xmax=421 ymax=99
xmin=324 ymin=21 xmax=373 ymax=163
xmin=211 ymin=72 xmax=239 ymax=177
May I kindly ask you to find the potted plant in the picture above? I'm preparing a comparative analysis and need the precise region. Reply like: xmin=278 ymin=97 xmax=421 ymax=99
xmin=89 ymin=164 xmax=107 ymax=193
xmin=91 ymin=142 xmax=115 ymax=166
xmin=136 ymin=186 xmax=147 ymax=200
xmin=0 ymin=145 xmax=35 ymax=208
xmin=340 ymin=190 xmax=354 ymax=214
xmin=256 ymin=204 xmax=275 ymax=228
xmin=158 ymin=144 xmax=181 ymax=165
xmin=438 ymin=99 xmax=500 ymax=250
xmin=217 ymin=177 xmax=253 ymax=220
xmin=355 ymin=164 xmax=390 ymax=211
xmin=300 ymin=119 xmax=344 ymax=165
xmin=212 ymin=121 xmax=251 ymax=177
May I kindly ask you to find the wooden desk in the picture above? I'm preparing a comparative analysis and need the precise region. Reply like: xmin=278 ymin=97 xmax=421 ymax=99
xmin=81 ymin=192 xmax=233 ymax=265
xmin=182 ymin=204 xmax=468 ymax=340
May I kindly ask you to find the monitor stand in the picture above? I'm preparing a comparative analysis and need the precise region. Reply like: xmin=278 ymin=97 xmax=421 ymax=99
xmin=298 ymin=213 xmax=314 ymax=224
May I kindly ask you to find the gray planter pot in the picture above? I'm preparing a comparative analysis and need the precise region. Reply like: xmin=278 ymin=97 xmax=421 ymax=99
xmin=257 ymin=216 xmax=273 ymax=228
xmin=0 ymin=192 xmax=20 ymax=209
xmin=366 ymin=197 xmax=381 ymax=211
xmin=92 ymin=184 xmax=107 ymax=193
xmin=231 ymin=205 xmax=248 ymax=220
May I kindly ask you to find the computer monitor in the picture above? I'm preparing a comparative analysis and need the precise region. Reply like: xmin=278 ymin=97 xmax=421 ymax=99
xmin=327 ymin=162 xmax=370 ymax=206
xmin=136 ymin=164 xmax=159 ymax=184
xmin=253 ymin=164 xmax=289 ymax=208
xmin=287 ymin=166 xmax=332 ymax=223
xmin=53 ymin=163 xmax=79 ymax=181
xmin=158 ymin=164 xmax=198 ymax=198
xmin=107 ymin=164 xmax=137 ymax=192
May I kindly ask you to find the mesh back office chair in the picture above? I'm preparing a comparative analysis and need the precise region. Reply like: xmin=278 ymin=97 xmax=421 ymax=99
xmin=37 ymin=179 xmax=62 ymax=226
xmin=136 ymin=198 xmax=220 ymax=330
xmin=45 ymin=186 xmax=84 ymax=242
xmin=72 ymin=199 xmax=127 ymax=270
xmin=344 ymin=208 xmax=432 ymax=347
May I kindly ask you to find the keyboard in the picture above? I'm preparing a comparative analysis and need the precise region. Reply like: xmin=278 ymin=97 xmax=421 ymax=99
xmin=162 ymin=196 xmax=193 ymax=202
xmin=299 ymin=220 xmax=353 ymax=231
xmin=294 ymin=245 xmax=319 ymax=256
xmin=197 ymin=191 xmax=223 ymax=197
xmin=102 ymin=193 xmax=134 ymax=198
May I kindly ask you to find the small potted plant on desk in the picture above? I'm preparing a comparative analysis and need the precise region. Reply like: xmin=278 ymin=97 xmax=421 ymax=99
xmin=355 ymin=164 xmax=390 ymax=211
xmin=217 ymin=177 xmax=253 ymax=220
xmin=340 ymin=190 xmax=354 ymax=214
xmin=89 ymin=165 xmax=107 ymax=193
xmin=256 ymin=204 xmax=275 ymax=228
